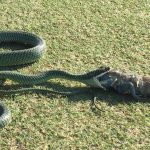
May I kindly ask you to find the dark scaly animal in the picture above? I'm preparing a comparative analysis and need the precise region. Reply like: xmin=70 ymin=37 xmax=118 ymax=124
xmin=96 ymin=68 xmax=150 ymax=99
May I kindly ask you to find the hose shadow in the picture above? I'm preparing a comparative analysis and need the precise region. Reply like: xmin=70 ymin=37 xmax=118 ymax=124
xmin=39 ymin=82 xmax=150 ymax=104
xmin=0 ymin=82 xmax=149 ymax=106
xmin=0 ymin=41 xmax=32 ymax=51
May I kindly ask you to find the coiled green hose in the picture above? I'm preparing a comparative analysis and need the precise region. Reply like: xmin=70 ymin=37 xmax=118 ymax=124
xmin=0 ymin=31 xmax=109 ymax=128
xmin=0 ymin=102 xmax=11 ymax=128
xmin=0 ymin=31 xmax=45 ymax=127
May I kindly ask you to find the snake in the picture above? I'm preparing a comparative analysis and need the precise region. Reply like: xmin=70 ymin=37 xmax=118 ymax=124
xmin=0 ymin=31 xmax=110 ymax=128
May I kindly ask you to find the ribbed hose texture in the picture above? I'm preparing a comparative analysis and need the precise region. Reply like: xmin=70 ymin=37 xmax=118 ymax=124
xmin=0 ymin=32 xmax=110 ymax=128
xmin=0 ymin=31 xmax=45 ymax=128
xmin=0 ymin=102 xmax=11 ymax=128
xmin=0 ymin=31 xmax=45 ymax=66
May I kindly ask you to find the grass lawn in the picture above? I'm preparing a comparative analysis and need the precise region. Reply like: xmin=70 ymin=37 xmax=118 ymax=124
xmin=0 ymin=0 xmax=150 ymax=149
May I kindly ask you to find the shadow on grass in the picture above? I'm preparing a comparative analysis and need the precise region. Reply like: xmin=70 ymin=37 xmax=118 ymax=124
xmin=1 ymin=42 xmax=149 ymax=105
xmin=0 ymin=82 xmax=149 ymax=107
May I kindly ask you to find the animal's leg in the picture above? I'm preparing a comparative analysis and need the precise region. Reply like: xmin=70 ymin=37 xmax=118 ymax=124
xmin=117 ymin=82 xmax=140 ymax=99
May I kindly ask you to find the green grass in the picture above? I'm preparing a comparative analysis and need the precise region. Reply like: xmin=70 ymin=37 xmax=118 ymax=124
xmin=0 ymin=0 xmax=150 ymax=149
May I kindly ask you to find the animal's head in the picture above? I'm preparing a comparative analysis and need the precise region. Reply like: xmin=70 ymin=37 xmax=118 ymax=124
xmin=85 ymin=66 xmax=110 ymax=78
xmin=83 ymin=66 xmax=112 ymax=89
xmin=89 ymin=66 xmax=116 ymax=89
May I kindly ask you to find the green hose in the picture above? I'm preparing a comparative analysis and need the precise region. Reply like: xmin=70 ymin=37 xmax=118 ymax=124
xmin=0 ymin=31 xmax=109 ymax=128
xmin=0 ymin=31 xmax=45 ymax=66
xmin=0 ymin=102 xmax=11 ymax=128
xmin=0 ymin=31 xmax=45 ymax=128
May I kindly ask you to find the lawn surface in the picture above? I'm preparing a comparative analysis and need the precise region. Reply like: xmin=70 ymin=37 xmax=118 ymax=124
xmin=0 ymin=0 xmax=150 ymax=149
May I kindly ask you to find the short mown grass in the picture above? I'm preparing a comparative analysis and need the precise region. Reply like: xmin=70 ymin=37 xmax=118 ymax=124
xmin=0 ymin=0 xmax=150 ymax=149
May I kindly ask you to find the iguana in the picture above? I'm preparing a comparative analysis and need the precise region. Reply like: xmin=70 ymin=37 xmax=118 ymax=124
xmin=93 ymin=67 xmax=150 ymax=99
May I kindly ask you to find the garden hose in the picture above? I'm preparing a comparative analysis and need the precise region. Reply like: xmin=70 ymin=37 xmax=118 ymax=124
xmin=0 ymin=31 xmax=109 ymax=128
xmin=0 ymin=31 xmax=45 ymax=127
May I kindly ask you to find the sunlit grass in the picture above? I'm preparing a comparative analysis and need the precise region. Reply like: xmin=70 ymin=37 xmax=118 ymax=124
xmin=0 ymin=0 xmax=150 ymax=149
